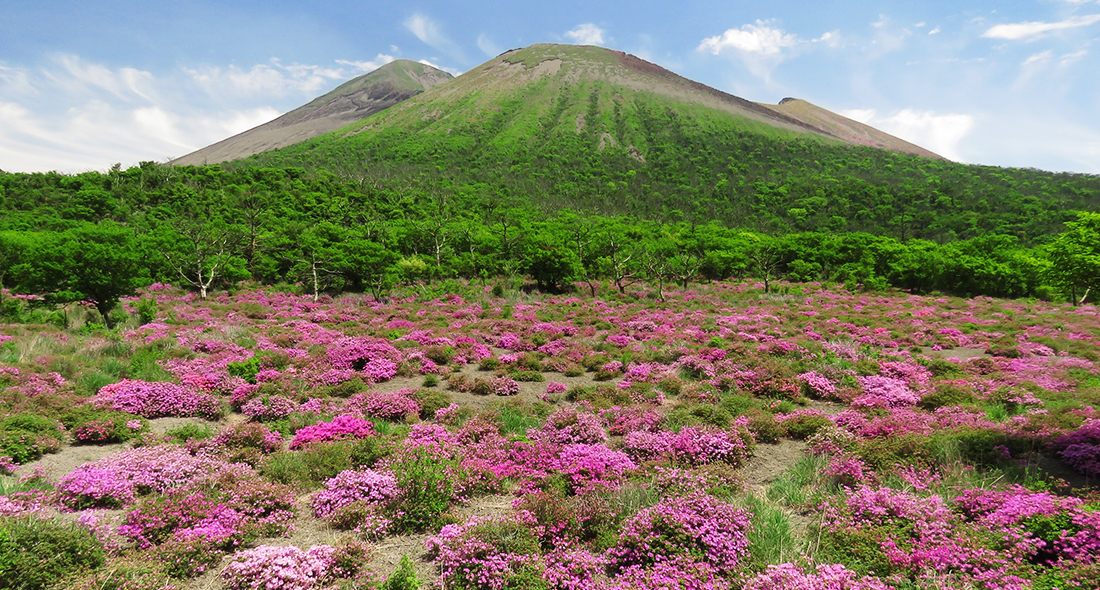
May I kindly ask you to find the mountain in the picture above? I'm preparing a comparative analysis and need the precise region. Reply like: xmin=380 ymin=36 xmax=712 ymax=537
xmin=172 ymin=60 xmax=453 ymax=166
xmin=230 ymin=43 xmax=938 ymax=167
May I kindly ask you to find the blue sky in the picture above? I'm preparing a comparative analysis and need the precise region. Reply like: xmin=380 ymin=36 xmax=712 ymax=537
xmin=1 ymin=1 xmax=1099 ymax=174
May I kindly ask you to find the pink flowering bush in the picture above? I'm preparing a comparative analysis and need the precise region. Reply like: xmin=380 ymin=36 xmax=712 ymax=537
xmin=92 ymin=379 xmax=224 ymax=419
xmin=610 ymin=492 xmax=752 ymax=571
xmin=605 ymin=555 xmax=732 ymax=590
xmin=492 ymin=376 xmax=521 ymax=396
xmin=743 ymin=563 xmax=890 ymax=590
xmin=57 ymin=446 xmax=245 ymax=509
xmin=554 ymin=443 xmax=637 ymax=494
xmin=624 ymin=426 xmax=752 ymax=467
xmin=222 ymin=543 xmax=374 ymax=590
xmin=241 ymin=395 xmax=298 ymax=422
xmin=326 ymin=337 xmax=400 ymax=382
xmin=425 ymin=515 xmax=545 ymax=590
xmin=356 ymin=389 xmax=420 ymax=421
xmin=851 ymin=376 xmax=920 ymax=409
xmin=532 ymin=407 xmax=608 ymax=445
xmin=288 ymin=415 xmax=375 ymax=449
xmin=310 ymin=468 xmax=398 ymax=519
xmin=1052 ymin=418 xmax=1100 ymax=477
xmin=118 ymin=470 xmax=295 ymax=549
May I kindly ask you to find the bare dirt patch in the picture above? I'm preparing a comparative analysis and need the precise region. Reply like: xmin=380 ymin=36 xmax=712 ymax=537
xmin=740 ymin=439 xmax=808 ymax=495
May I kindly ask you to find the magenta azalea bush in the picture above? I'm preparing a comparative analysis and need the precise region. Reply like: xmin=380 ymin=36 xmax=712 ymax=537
xmin=92 ymin=379 xmax=223 ymax=419
xmin=288 ymin=415 xmax=375 ymax=449
xmin=611 ymin=492 xmax=753 ymax=571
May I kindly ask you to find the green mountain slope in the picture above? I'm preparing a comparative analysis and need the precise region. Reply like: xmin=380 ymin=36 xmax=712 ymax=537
xmin=266 ymin=43 xmax=937 ymax=160
xmin=172 ymin=59 xmax=452 ymax=166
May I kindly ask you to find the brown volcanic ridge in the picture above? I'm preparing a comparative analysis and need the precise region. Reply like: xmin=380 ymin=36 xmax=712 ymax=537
xmin=172 ymin=60 xmax=453 ymax=166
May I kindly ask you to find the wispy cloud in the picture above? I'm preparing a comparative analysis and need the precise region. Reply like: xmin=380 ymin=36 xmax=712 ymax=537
xmin=982 ymin=14 xmax=1100 ymax=40
xmin=404 ymin=14 xmax=467 ymax=63
xmin=476 ymin=34 xmax=501 ymax=57
xmin=184 ymin=58 xmax=350 ymax=98
xmin=565 ymin=23 xmax=607 ymax=46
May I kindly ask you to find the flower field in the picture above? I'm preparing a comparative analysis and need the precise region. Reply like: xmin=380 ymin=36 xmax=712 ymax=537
xmin=1 ymin=280 xmax=1099 ymax=590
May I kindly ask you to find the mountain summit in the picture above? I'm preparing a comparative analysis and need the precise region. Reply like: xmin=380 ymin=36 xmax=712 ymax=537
xmin=173 ymin=59 xmax=452 ymax=165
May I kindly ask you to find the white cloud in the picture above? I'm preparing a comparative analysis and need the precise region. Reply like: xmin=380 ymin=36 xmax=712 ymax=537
xmin=814 ymin=31 xmax=843 ymax=48
xmin=185 ymin=59 xmax=350 ymax=98
xmin=698 ymin=21 xmax=801 ymax=55
xmin=0 ymin=54 xmax=396 ymax=172
xmin=404 ymin=13 xmax=467 ymax=62
xmin=982 ymin=14 xmax=1100 ymax=40
xmin=335 ymin=54 xmax=396 ymax=73
xmin=565 ymin=23 xmax=606 ymax=46
xmin=842 ymin=108 xmax=974 ymax=161
xmin=929 ymin=27 xmax=941 ymax=35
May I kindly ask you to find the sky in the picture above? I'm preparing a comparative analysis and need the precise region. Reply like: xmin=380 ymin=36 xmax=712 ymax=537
xmin=1 ymin=1 xmax=1099 ymax=175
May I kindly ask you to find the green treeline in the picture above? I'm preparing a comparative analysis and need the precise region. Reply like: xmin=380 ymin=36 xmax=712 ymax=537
xmin=1 ymin=159 xmax=1099 ymax=323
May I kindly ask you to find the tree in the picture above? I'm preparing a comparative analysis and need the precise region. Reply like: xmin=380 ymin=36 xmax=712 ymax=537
xmin=524 ymin=241 xmax=582 ymax=293
xmin=1048 ymin=212 xmax=1100 ymax=305
xmin=154 ymin=220 xmax=247 ymax=300
xmin=339 ymin=236 xmax=399 ymax=301
xmin=0 ymin=231 xmax=33 ymax=303
xmin=22 ymin=223 xmax=146 ymax=327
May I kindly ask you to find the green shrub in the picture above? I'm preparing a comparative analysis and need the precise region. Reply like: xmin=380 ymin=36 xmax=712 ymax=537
xmin=565 ymin=384 xmax=631 ymax=408
xmin=389 ymin=447 xmax=464 ymax=533
xmin=53 ymin=557 xmax=175 ymax=590
xmin=424 ymin=345 xmax=456 ymax=365
xmin=135 ymin=298 xmax=158 ymax=325
xmin=413 ymin=389 xmax=452 ymax=420
xmin=384 ymin=555 xmax=422 ymax=590
xmin=0 ymin=515 xmax=105 ymax=590
xmin=260 ymin=438 xmax=392 ymax=489
xmin=61 ymin=407 xmax=147 ymax=445
xmin=922 ymin=358 xmax=963 ymax=377
xmin=747 ymin=412 xmax=784 ymax=444
xmin=919 ymin=382 xmax=975 ymax=409
xmin=470 ymin=378 xmax=493 ymax=396
xmin=0 ymin=414 xmax=65 ymax=464
xmin=478 ymin=358 xmax=502 ymax=371
xmin=509 ymin=370 xmax=544 ymax=382
xmin=164 ymin=423 xmax=215 ymax=443
xmin=665 ymin=403 xmax=733 ymax=431
xmin=783 ymin=413 xmax=830 ymax=440
xmin=422 ymin=374 xmax=440 ymax=388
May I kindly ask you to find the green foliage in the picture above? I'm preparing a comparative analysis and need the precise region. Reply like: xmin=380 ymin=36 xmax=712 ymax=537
xmin=665 ymin=403 xmax=732 ymax=431
xmin=163 ymin=422 xmax=215 ymax=443
xmin=0 ymin=515 xmax=106 ymax=590
xmin=60 ymin=407 xmax=147 ymax=444
xmin=413 ymin=388 xmax=452 ymax=419
xmin=0 ymin=414 xmax=64 ymax=463
xmin=782 ymin=413 xmax=830 ymax=440
xmin=389 ymin=447 xmax=465 ymax=533
xmin=260 ymin=438 xmax=393 ymax=489
xmin=383 ymin=555 xmax=422 ymax=590
xmin=919 ymin=382 xmax=975 ymax=409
